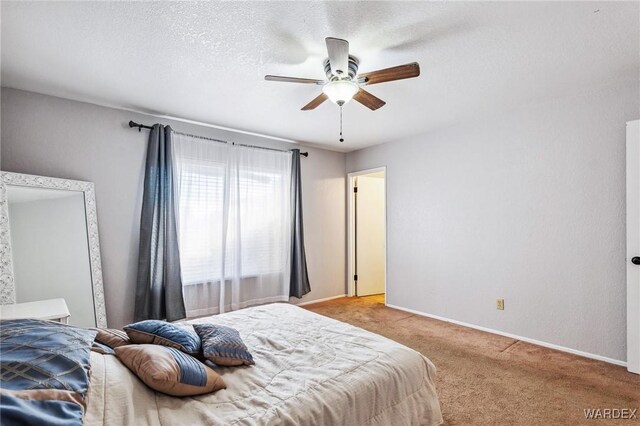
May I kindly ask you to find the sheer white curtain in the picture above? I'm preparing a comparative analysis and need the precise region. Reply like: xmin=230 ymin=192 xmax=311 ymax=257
xmin=173 ymin=133 xmax=292 ymax=317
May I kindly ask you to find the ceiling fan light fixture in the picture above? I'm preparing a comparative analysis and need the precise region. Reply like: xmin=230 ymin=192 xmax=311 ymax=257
xmin=322 ymin=80 xmax=359 ymax=106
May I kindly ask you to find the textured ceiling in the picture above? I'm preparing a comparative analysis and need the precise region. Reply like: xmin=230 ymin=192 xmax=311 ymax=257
xmin=1 ymin=1 xmax=638 ymax=152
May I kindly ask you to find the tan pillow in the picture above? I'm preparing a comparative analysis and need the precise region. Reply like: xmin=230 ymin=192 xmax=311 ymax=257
xmin=114 ymin=344 xmax=225 ymax=396
xmin=93 ymin=328 xmax=130 ymax=348
xmin=91 ymin=341 xmax=115 ymax=355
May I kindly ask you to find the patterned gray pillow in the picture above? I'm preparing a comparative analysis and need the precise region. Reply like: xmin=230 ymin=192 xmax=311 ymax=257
xmin=193 ymin=324 xmax=254 ymax=366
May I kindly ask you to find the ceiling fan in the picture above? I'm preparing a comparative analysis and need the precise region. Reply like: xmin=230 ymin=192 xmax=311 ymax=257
xmin=265 ymin=37 xmax=420 ymax=112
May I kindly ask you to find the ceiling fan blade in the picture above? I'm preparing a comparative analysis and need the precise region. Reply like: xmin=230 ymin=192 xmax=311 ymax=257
xmin=353 ymin=89 xmax=386 ymax=111
xmin=325 ymin=37 xmax=349 ymax=77
xmin=265 ymin=75 xmax=324 ymax=84
xmin=358 ymin=62 xmax=420 ymax=86
xmin=301 ymin=93 xmax=328 ymax=111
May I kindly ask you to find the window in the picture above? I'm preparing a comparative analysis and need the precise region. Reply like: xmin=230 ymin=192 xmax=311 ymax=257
xmin=177 ymin=159 xmax=225 ymax=285
xmin=174 ymin=140 xmax=291 ymax=286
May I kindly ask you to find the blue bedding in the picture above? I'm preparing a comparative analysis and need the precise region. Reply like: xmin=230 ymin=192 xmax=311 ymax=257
xmin=0 ymin=319 xmax=97 ymax=426
xmin=0 ymin=393 xmax=84 ymax=426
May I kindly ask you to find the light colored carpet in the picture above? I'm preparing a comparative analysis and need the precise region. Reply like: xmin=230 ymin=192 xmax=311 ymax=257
xmin=304 ymin=295 xmax=640 ymax=425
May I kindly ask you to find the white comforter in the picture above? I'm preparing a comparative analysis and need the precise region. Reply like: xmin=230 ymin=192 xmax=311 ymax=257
xmin=85 ymin=303 xmax=443 ymax=426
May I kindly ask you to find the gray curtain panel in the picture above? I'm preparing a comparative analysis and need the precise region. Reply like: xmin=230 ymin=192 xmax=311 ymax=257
xmin=290 ymin=149 xmax=311 ymax=298
xmin=134 ymin=124 xmax=186 ymax=322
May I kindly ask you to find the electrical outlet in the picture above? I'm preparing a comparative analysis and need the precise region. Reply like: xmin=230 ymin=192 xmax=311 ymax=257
xmin=496 ymin=299 xmax=505 ymax=310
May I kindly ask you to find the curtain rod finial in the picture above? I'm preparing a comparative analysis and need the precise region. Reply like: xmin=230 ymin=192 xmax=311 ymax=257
xmin=129 ymin=120 xmax=142 ymax=132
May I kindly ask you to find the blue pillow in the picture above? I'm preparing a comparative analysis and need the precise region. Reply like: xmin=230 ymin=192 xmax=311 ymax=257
xmin=0 ymin=319 xmax=96 ymax=394
xmin=193 ymin=324 xmax=254 ymax=366
xmin=123 ymin=320 xmax=200 ymax=355
xmin=0 ymin=319 xmax=96 ymax=426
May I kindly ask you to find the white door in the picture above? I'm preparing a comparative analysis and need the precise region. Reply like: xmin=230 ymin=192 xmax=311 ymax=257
xmin=355 ymin=175 xmax=385 ymax=296
xmin=627 ymin=120 xmax=640 ymax=374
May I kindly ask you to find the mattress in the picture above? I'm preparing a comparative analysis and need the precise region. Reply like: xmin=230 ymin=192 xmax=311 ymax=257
xmin=85 ymin=303 xmax=443 ymax=425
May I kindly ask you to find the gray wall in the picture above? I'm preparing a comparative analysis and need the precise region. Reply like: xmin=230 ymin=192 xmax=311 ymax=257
xmin=1 ymin=88 xmax=346 ymax=328
xmin=347 ymin=80 xmax=639 ymax=362
xmin=6 ymin=78 xmax=634 ymax=362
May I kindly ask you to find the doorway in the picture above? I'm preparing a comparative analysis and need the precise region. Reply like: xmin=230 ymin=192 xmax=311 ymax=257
xmin=348 ymin=167 xmax=386 ymax=302
xmin=626 ymin=119 xmax=640 ymax=374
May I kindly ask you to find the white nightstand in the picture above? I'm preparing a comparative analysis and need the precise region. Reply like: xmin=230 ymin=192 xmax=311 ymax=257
xmin=0 ymin=298 xmax=71 ymax=324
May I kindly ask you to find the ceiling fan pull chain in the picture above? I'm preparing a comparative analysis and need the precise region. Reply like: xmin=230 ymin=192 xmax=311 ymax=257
xmin=339 ymin=105 xmax=344 ymax=143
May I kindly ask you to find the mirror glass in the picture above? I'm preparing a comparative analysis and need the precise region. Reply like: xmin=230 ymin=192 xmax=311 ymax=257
xmin=6 ymin=185 xmax=96 ymax=327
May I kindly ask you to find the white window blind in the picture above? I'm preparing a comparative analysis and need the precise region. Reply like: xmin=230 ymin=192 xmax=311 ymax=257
xmin=177 ymin=159 xmax=225 ymax=285
xmin=173 ymin=134 xmax=292 ymax=315
xmin=178 ymin=164 xmax=287 ymax=284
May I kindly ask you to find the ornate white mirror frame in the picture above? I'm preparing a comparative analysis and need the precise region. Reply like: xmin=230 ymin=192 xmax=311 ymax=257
xmin=0 ymin=171 xmax=107 ymax=327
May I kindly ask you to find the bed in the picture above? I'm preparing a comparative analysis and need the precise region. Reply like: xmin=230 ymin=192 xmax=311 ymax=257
xmin=85 ymin=303 xmax=442 ymax=425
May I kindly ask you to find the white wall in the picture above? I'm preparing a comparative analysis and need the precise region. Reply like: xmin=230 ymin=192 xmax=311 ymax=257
xmin=1 ymin=88 xmax=346 ymax=328
xmin=347 ymin=80 xmax=640 ymax=362
xmin=291 ymin=146 xmax=348 ymax=306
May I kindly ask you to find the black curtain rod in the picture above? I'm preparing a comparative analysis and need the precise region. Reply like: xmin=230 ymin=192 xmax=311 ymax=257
xmin=129 ymin=120 xmax=153 ymax=131
xmin=128 ymin=120 xmax=308 ymax=157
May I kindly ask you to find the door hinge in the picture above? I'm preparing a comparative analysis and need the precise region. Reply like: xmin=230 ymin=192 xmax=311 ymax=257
xmin=353 ymin=186 xmax=358 ymax=193
xmin=354 ymin=274 xmax=358 ymax=281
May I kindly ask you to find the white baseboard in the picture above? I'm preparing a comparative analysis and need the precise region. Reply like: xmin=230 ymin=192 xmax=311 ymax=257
xmin=386 ymin=303 xmax=627 ymax=368
xmin=295 ymin=294 xmax=347 ymax=306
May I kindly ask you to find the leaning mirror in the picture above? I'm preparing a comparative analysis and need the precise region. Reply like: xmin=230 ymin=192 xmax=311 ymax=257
xmin=0 ymin=172 xmax=106 ymax=327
